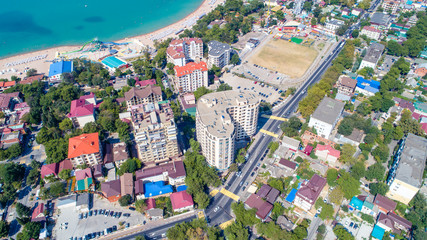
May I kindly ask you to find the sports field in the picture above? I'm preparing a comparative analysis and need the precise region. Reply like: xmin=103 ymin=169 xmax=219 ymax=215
xmin=249 ymin=39 xmax=318 ymax=79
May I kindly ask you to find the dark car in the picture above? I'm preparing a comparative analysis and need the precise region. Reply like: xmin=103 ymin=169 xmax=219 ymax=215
xmin=117 ymin=212 xmax=122 ymax=218
xmin=88 ymin=211 xmax=92 ymax=216
xmin=30 ymin=155 xmax=34 ymax=160
xmin=104 ymin=210 xmax=109 ymax=216
xmin=112 ymin=226 xmax=117 ymax=231
xmin=123 ymin=213 xmax=130 ymax=217
xmin=250 ymin=172 xmax=255 ymax=177
xmin=128 ymin=207 xmax=135 ymax=211
xmin=93 ymin=210 xmax=97 ymax=216
xmin=114 ymin=212 xmax=119 ymax=218
xmin=110 ymin=211 xmax=114 ymax=217
xmin=79 ymin=214 xmax=83 ymax=219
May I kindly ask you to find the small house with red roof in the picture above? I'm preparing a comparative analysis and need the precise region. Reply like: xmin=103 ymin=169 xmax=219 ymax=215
xmin=374 ymin=194 xmax=396 ymax=214
xmin=20 ymin=74 xmax=44 ymax=85
xmin=245 ymin=194 xmax=273 ymax=220
xmin=41 ymin=163 xmax=59 ymax=179
xmin=135 ymin=79 xmax=156 ymax=88
xmin=315 ymin=144 xmax=341 ymax=165
xmin=101 ymin=179 xmax=121 ymax=202
xmin=31 ymin=203 xmax=46 ymax=222
xmin=67 ymin=93 xmax=97 ymax=128
xmin=0 ymin=81 xmax=16 ymax=92
xmin=58 ymin=159 xmax=73 ymax=173
xmin=146 ymin=198 xmax=156 ymax=210
xmin=170 ymin=190 xmax=194 ymax=212
xmin=75 ymin=168 xmax=93 ymax=192
xmin=303 ymin=145 xmax=313 ymax=156
xmin=68 ymin=133 xmax=102 ymax=167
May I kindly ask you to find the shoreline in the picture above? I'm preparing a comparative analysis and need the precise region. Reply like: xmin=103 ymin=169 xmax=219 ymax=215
xmin=0 ymin=0 xmax=224 ymax=79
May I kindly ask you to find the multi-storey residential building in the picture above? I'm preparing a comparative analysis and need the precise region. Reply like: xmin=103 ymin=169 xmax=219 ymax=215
xmin=337 ymin=75 xmax=357 ymax=96
xmin=382 ymin=0 xmax=399 ymax=14
xmin=167 ymin=38 xmax=203 ymax=67
xmin=361 ymin=26 xmax=382 ymax=41
xmin=68 ymin=133 xmax=103 ymax=167
xmin=124 ymin=85 xmax=163 ymax=110
xmin=325 ymin=19 xmax=345 ymax=32
xmin=308 ymin=97 xmax=345 ymax=139
xmin=294 ymin=174 xmax=327 ymax=211
xmin=173 ymin=62 xmax=208 ymax=93
xmin=359 ymin=43 xmax=385 ymax=70
xmin=207 ymin=41 xmax=231 ymax=68
xmin=386 ymin=133 xmax=427 ymax=204
xmin=67 ymin=93 xmax=97 ymax=128
xmin=131 ymin=102 xmax=179 ymax=164
xmin=196 ymin=91 xmax=259 ymax=170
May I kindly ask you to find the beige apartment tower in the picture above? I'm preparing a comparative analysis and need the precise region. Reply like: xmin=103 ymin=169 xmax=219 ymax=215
xmin=196 ymin=91 xmax=259 ymax=170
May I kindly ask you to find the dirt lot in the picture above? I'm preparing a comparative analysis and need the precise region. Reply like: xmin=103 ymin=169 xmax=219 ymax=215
xmin=249 ymin=39 xmax=318 ymax=79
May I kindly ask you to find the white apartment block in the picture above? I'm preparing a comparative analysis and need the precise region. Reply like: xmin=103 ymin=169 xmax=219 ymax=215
xmin=167 ymin=38 xmax=203 ymax=67
xmin=382 ymin=0 xmax=399 ymax=14
xmin=207 ymin=41 xmax=231 ymax=68
xmin=196 ymin=91 xmax=259 ymax=170
xmin=173 ymin=62 xmax=209 ymax=93
xmin=131 ymin=102 xmax=179 ymax=164
xmin=308 ymin=97 xmax=345 ymax=139
xmin=67 ymin=133 xmax=103 ymax=167
xmin=361 ymin=26 xmax=382 ymax=41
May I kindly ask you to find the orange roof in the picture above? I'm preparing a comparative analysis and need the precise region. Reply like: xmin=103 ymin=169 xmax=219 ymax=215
xmin=68 ymin=133 xmax=100 ymax=159
xmin=174 ymin=62 xmax=208 ymax=77
xmin=0 ymin=81 xmax=16 ymax=88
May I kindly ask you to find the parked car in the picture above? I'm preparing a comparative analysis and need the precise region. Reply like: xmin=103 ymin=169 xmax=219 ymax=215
xmin=110 ymin=211 xmax=114 ymax=217
xmin=123 ymin=213 xmax=130 ymax=217
xmin=79 ymin=214 xmax=83 ymax=219
xmin=88 ymin=211 xmax=92 ymax=217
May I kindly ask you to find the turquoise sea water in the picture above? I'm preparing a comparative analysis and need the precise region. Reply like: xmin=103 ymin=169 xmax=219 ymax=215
xmin=0 ymin=0 xmax=203 ymax=59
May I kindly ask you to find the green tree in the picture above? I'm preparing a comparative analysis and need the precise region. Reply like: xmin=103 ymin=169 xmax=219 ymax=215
xmin=117 ymin=158 xmax=142 ymax=176
xmin=334 ymin=225 xmax=354 ymax=240
xmin=271 ymin=202 xmax=285 ymax=221
xmin=230 ymin=54 xmax=240 ymax=65
xmin=371 ymin=144 xmax=389 ymax=162
xmin=26 ymin=168 xmax=40 ymax=186
xmin=119 ymin=194 xmax=132 ymax=206
xmin=329 ymin=187 xmax=345 ymax=206
xmin=350 ymin=161 xmax=366 ymax=180
xmin=21 ymin=222 xmax=41 ymax=240
xmin=16 ymin=203 xmax=31 ymax=218
xmin=26 ymin=68 xmax=37 ymax=77
xmin=194 ymin=86 xmax=212 ymax=100
xmin=58 ymin=169 xmax=72 ymax=180
xmin=267 ymin=177 xmax=285 ymax=193
xmin=319 ymin=203 xmax=334 ymax=220
xmin=229 ymin=163 xmax=238 ymax=172
xmin=135 ymin=235 xmax=146 ymax=240
xmin=231 ymin=202 xmax=260 ymax=226
xmin=59 ymin=118 xmax=73 ymax=132
xmin=217 ymin=83 xmax=233 ymax=92
xmin=326 ymin=169 xmax=338 ymax=186
xmin=369 ymin=182 xmax=389 ymax=195
xmin=339 ymin=144 xmax=356 ymax=164
xmin=135 ymin=199 xmax=147 ymax=213
xmin=365 ymin=162 xmax=385 ymax=181
xmin=49 ymin=182 xmax=65 ymax=198
xmin=224 ymin=222 xmax=249 ymax=240
xmin=0 ymin=220 xmax=8 ymax=238
xmin=337 ymin=172 xmax=360 ymax=199
xmin=194 ymin=192 xmax=210 ymax=209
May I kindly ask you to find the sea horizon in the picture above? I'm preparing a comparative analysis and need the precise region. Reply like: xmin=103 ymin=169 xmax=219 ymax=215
xmin=0 ymin=0 xmax=203 ymax=59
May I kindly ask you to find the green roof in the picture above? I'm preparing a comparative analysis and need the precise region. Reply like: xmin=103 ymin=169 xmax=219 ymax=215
xmin=363 ymin=201 xmax=374 ymax=209
xmin=158 ymin=100 xmax=170 ymax=104
xmin=414 ymin=101 xmax=427 ymax=114
xmin=185 ymin=107 xmax=197 ymax=117
xmin=76 ymin=178 xmax=93 ymax=191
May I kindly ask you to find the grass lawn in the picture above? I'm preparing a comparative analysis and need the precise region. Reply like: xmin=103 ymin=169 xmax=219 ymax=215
xmin=249 ymin=39 xmax=318 ymax=79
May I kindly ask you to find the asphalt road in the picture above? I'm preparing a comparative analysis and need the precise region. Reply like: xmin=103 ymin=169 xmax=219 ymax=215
xmin=116 ymin=214 xmax=197 ymax=240
xmin=206 ymin=37 xmax=347 ymax=227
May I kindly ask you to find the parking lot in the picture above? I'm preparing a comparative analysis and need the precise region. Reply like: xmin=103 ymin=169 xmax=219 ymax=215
xmin=221 ymin=73 xmax=282 ymax=104
xmin=53 ymin=196 xmax=146 ymax=240
xmin=339 ymin=216 xmax=373 ymax=240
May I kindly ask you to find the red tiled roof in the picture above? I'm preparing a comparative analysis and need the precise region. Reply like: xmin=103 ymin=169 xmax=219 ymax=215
xmin=315 ymin=144 xmax=341 ymax=158
xmin=170 ymin=190 xmax=194 ymax=210
xmin=0 ymin=81 xmax=16 ymax=88
xmin=58 ymin=159 xmax=73 ymax=173
xmin=124 ymin=85 xmax=162 ymax=101
xmin=68 ymin=133 xmax=100 ymax=159
xmin=374 ymin=194 xmax=397 ymax=212
xmin=279 ymin=159 xmax=297 ymax=170
xmin=41 ymin=163 xmax=58 ymax=178
xmin=67 ymin=99 xmax=94 ymax=118
xmin=75 ymin=168 xmax=92 ymax=181
xmin=31 ymin=203 xmax=45 ymax=221
xmin=245 ymin=194 xmax=273 ymax=219
xmin=166 ymin=46 xmax=185 ymax=59
xmin=257 ymin=184 xmax=272 ymax=198
xmin=146 ymin=198 xmax=156 ymax=210
xmin=363 ymin=26 xmax=382 ymax=33
xmin=174 ymin=62 xmax=208 ymax=77
xmin=120 ymin=173 xmax=134 ymax=197
xmin=135 ymin=79 xmax=156 ymax=87
xmin=421 ymin=123 xmax=427 ymax=134
xmin=135 ymin=179 xmax=144 ymax=195
xmin=21 ymin=74 xmax=44 ymax=85
xmin=296 ymin=174 xmax=326 ymax=204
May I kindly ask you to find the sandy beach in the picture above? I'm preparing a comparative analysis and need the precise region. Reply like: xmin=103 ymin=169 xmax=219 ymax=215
xmin=0 ymin=0 xmax=225 ymax=79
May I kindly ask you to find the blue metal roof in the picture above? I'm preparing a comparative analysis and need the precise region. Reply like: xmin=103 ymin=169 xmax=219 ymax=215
xmin=372 ymin=224 xmax=385 ymax=240
xmin=144 ymin=181 xmax=173 ymax=198
xmin=176 ymin=185 xmax=187 ymax=192
xmin=285 ymin=189 xmax=298 ymax=203
xmin=48 ymin=61 xmax=73 ymax=77
xmin=356 ymin=77 xmax=380 ymax=93
xmin=349 ymin=196 xmax=363 ymax=211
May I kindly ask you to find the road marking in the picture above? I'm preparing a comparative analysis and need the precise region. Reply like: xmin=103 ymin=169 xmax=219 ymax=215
xmin=219 ymin=219 xmax=235 ymax=229
xmin=20 ymin=159 xmax=26 ymax=164
xmin=32 ymin=145 xmax=41 ymax=150
xmin=198 ymin=211 xmax=205 ymax=219
xmin=269 ymin=115 xmax=288 ymax=121
xmin=260 ymin=129 xmax=279 ymax=138
xmin=219 ymin=188 xmax=240 ymax=201
xmin=210 ymin=189 xmax=219 ymax=197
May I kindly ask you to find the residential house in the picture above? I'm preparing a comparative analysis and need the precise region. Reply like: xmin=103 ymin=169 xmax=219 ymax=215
xmin=173 ymin=62 xmax=209 ymax=93
xmin=178 ymin=93 xmax=197 ymax=116
xmin=281 ymin=136 xmax=300 ymax=152
xmin=135 ymin=79 xmax=156 ymax=88
xmin=414 ymin=63 xmax=427 ymax=77
xmin=67 ymin=93 xmax=97 ymax=128
xmin=315 ymin=144 xmax=340 ymax=165
xmin=124 ymin=85 xmax=163 ymax=110
xmin=382 ymin=0 xmax=399 ymax=14
xmin=361 ymin=26 xmax=382 ymax=41
xmin=349 ymin=196 xmax=364 ymax=211
xmin=0 ymin=128 xmax=23 ymax=148
xmin=103 ymin=142 xmax=129 ymax=169
xmin=147 ymin=208 xmax=163 ymax=220
xmin=294 ymin=174 xmax=327 ymax=211
xmin=58 ymin=160 xmax=73 ymax=174
xmin=101 ymin=179 xmax=121 ymax=202
xmin=0 ymin=81 xmax=16 ymax=92
xmin=308 ymin=97 xmax=345 ymax=139
xmin=134 ymin=179 xmax=145 ymax=200
xmin=278 ymin=159 xmax=297 ymax=171
xmin=135 ymin=159 xmax=186 ymax=186
xmin=41 ymin=163 xmax=58 ymax=179
xmin=93 ymin=164 xmax=103 ymax=179
xmin=170 ymin=190 xmax=194 ymax=212
xmin=359 ymin=43 xmax=385 ymax=70
xmin=48 ymin=61 xmax=73 ymax=81
xmin=245 ymin=194 xmax=273 ymax=220
xmin=75 ymin=168 xmax=93 ymax=192
xmin=325 ymin=19 xmax=345 ymax=32
xmin=31 ymin=203 xmax=46 ymax=222
xmin=414 ymin=101 xmax=427 ymax=115
xmin=386 ymin=133 xmax=427 ymax=204
xmin=335 ymin=128 xmax=365 ymax=146
xmin=68 ymin=133 xmax=103 ymax=167
xmin=277 ymin=215 xmax=294 ymax=231
xmin=374 ymin=194 xmax=397 ymax=214
xmin=20 ymin=74 xmax=44 ymax=85
xmin=351 ymin=8 xmax=363 ymax=16
xmin=0 ymin=92 xmax=22 ymax=114
xmin=120 ymin=173 xmax=134 ymax=199
xmin=337 ymin=75 xmax=357 ymax=96
xmin=355 ymin=77 xmax=381 ymax=97
xmin=377 ymin=212 xmax=412 ymax=235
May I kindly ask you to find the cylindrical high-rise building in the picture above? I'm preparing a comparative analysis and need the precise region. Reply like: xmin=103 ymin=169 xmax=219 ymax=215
xmin=196 ymin=91 xmax=259 ymax=170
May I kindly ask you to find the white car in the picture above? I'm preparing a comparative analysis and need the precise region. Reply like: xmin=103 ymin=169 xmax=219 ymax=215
xmin=214 ymin=207 xmax=220 ymax=213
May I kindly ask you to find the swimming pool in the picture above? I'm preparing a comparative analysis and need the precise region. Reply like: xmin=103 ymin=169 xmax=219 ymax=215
xmin=101 ymin=56 xmax=126 ymax=69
